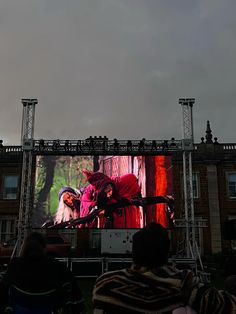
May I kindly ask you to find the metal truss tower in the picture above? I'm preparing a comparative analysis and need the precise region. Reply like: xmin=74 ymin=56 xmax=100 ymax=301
xmin=16 ymin=99 xmax=37 ymax=256
xmin=179 ymin=98 xmax=196 ymax=258
xmin=15 ymin=97 xmax=201 ymax=262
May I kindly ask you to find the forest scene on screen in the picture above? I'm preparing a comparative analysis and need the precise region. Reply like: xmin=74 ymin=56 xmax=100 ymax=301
xmin=33 ymin=155 xmax=174 ymax=229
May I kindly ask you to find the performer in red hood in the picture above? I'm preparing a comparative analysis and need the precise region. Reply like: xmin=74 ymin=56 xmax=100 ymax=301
xmin=80 ymin=170 xmax=142 ymax=228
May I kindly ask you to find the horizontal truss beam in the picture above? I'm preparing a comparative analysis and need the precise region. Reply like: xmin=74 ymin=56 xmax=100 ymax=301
xmin=31 ymin=138 xmax=183 ymax=155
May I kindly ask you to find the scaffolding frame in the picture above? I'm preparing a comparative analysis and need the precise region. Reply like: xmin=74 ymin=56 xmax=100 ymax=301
xmin=16 ymin=99 xmax=37 ymax=256
xmin=179 ymin=98 xmax=196 ymax=258
xmin=16 ymin=98 xmax=203 ymax=263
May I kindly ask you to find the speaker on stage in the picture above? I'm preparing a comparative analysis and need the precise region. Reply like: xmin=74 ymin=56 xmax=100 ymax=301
xmin=223 ymin=219 xmax=236 ymax=240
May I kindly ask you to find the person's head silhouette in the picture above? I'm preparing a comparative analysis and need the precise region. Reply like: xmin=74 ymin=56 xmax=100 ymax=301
xmin=21 ymin=232 xmax=46 ymax=259
xmin=132 ymin=222 xmax=170 ymax=268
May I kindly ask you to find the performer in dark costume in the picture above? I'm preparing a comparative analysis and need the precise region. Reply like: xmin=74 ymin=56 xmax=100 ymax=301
xmin=49 ymin=171 xmax=175 ymax=229
xmin=79 ymin=171 xmax=142 ymax=228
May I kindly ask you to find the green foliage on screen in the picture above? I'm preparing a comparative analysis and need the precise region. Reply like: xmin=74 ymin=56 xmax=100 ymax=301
xmin=34 ymin=156 xmax=93 ymax=218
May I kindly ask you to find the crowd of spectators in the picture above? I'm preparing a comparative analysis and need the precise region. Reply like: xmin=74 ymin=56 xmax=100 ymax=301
xmin=1 ymin=224 xmax=236 ymax=313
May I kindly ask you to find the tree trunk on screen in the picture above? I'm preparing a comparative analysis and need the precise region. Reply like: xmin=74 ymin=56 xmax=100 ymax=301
xmin=34 ymin=156 xmax=57 ymax=226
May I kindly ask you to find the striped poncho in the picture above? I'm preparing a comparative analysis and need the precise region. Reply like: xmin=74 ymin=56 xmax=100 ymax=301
xmin=93 ymin=265 xmax=236 ymax=314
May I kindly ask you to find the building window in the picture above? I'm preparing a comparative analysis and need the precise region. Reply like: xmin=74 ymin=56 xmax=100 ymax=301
xmin=0 ymin=216 xmax=16 ymax=242
xmin=2 ymin=175 xmax=19 ymax=199
xmin=181 ymin=172 xmax=199 ymax=199
xmin=227 ymin=173 xmax=236 ymax=198
xmin=192 ymin=173 xmax=199 ymax=199
xmin=226 ymin=216 xmax=236 ymax=250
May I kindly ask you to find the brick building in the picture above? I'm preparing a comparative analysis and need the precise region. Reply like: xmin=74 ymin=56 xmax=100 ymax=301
xmin=172 ymin=122 xmax=236 ymax=256
xmin=0 ymin=145 xmax=22 ymax=243
xmin=0 ymin=122 xmax=236 ymax=256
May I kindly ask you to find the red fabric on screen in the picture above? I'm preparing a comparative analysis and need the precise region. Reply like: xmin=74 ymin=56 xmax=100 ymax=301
xmin=155 ymin=156 xmax=173 ymax=228
xmin=112 ymin=173 xmax=141 ymax=228
xmin=80 ymin=171 xmax=141 ymax=228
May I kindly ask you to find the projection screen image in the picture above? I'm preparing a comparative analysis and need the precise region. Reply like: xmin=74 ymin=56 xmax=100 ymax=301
xmin=33 ymin=155 xmax=174 ymax=229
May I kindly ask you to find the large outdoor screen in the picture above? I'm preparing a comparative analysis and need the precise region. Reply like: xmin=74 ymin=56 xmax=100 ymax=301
xmin=32 ymin=155 xmax=174 ymax=229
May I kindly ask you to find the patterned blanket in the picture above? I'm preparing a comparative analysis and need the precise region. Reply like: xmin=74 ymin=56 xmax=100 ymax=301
xmin=93 ymin=265 xmax=236 ymax=314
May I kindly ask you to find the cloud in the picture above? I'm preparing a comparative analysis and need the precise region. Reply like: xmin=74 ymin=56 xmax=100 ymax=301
xmin=0 ymin=0 xmax=236 ymax=145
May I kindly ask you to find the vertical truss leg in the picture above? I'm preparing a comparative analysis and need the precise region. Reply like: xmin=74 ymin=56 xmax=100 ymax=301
xmin=15 ymin=99 xmax=37 ymax=256
xmin=16 ymin=151 xmax=33 ymax=255
xmin=179 ymin=98 xmax=196 ymax=258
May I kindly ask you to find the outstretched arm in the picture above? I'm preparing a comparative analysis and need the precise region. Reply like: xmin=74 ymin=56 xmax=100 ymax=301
xmin=48 ymin=196 xmax=175 ymax=228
